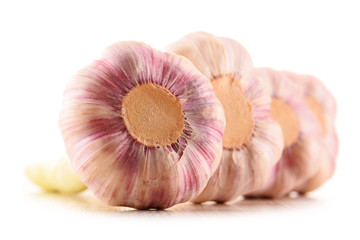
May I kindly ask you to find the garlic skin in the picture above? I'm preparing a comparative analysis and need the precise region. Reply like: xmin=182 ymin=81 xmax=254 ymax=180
xmin=167 ymin=32 xmax=283 ymax=203
xmin=26 ymin=155 xmax=87 ymax=194
xmin=59 ymin=41 xmax=225 ymax=209
xmin=286 ymin=73 xmax=338 ymax=192
xmin=248 ymin=68 xmax=322 ymax=198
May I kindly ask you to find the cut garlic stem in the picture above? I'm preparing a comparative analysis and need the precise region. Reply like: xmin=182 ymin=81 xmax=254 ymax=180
xmin=26 ymin=155 xmax=87 ymax=194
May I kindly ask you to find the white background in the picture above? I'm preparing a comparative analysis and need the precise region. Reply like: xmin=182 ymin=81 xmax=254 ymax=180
xmin=1 ymin=0 xmax=359 ymax=239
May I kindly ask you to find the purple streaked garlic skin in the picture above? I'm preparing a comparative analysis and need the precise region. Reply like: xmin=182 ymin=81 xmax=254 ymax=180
xmin=59 ymin=41 xmax=225 ymax=209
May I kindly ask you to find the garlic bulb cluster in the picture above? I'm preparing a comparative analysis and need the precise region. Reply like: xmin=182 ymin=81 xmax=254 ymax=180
xmin=26 ymin=32 xmax=338 ymax=210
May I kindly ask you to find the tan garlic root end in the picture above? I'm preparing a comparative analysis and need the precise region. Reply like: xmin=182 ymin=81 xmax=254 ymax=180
xmin=270 ymin=98 xmax=300 ymax=147
xmin=212 ymin=74 xmax=255 ymax=149
xmin=122 ymin=83 xmax=185 ymax=147
xmin=26 ymin=155 xmax=87 ymax=194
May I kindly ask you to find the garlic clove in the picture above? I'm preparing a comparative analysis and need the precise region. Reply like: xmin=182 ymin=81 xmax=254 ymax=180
xmin=26 ymin=155 xmax=87 ymax=194
xmin=167 ymin=32 xmax=283 ymax=203
xmin=59 ymin=41 xmax=225 ymax=209
xmin=248 ymin=68 xmax=323 ymax=198
xmin=286 ymin=73 xmax=338 ymax=192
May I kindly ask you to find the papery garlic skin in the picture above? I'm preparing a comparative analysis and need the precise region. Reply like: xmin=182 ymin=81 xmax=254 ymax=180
xmin=167 ymin=32 xmax=283 ymax=203
xmin=26 ymin=156 xmax=87 ymax=194
xmin=248 ymin=68 xmax=322 ymax=198
xmin=59 ymin=41 xmax=225 ymax=209
xmin=286 ymin=73 xmax=338 ymax=192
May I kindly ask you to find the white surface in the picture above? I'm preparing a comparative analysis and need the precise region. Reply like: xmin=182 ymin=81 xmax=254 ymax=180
xmin=1 ymin=0 xmax=359 ymax=239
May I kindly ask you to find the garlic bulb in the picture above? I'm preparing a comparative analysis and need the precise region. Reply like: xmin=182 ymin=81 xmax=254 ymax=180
xmin=59 ymin=41 xmax=225 ymax=209
xmin=248 ymin=68 xmax=322 ymax=198
xmin=167 ymin=32 xmax=283 ymax=203
xmin=286 ymin=73 xmax=338 ymax=192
